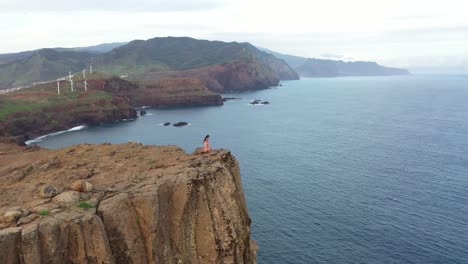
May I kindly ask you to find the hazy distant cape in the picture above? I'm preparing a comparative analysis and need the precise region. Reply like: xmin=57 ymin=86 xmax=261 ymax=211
xmin=260 ymin=48 xmax=410 ymax=77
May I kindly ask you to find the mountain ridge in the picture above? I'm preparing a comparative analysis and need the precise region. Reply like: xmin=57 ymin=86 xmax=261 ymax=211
xmin=0 ymin=42 xmax=127 ymax=63
xmin=0 ymin=49 xmax=95 ymax=88
xmin=0 ymin=37 xmax=298 ymax=91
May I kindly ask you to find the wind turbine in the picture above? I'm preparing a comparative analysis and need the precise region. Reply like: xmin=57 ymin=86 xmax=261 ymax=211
xmin=84 ymin=79 xmax=88 ymax=92
xmin=69 ymin=72 xmax=74 ymax=92
xmin=57 ymin=79 xmax=60 ymax=94
xmin=83 ymin=69 xmax=86 ymax=79
xmin=90 ymin=64 xmax=93 ymax=75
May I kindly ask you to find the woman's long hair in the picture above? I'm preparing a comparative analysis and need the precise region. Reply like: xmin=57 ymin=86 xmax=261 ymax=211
xmin=203 ymin=135 xmax=210 ymax=143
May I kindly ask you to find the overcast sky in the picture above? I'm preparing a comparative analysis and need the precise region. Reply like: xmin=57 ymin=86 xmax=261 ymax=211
xmin=1 ymin=0 xmax=467 ymax=73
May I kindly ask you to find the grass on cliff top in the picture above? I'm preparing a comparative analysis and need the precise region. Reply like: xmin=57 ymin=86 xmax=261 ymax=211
xmin=77 ymin=202 xmax=95 ymax=209
xmin=39 ymin=210 xmax=49 ymax=216
xmin=0 ymin=81 xmax=112 ymax=120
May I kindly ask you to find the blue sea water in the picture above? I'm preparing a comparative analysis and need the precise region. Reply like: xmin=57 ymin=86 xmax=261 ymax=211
xmin=36 ymin=75 xmax=468 ymax=264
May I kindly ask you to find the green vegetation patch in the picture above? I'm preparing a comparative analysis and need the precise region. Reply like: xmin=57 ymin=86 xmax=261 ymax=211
xmin=39 ymin=210 xmax=49 ymax=216
xmin=0 ymin=86 xmax=113 ymax=122
xmin=77 ymin=202 xmax=95 ymax=209
xmin=21 ymin=165 xmax=34 ymax=177
xmin=0 ymin=99 xmax=47 ymax=120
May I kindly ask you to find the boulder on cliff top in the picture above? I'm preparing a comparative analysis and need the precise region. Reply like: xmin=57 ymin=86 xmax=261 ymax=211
xmin=52 ymin=191 xmax=81 ymax=207
xmin=70 ymin=180 xmax=93 ymax=193
xmin=39 ymin=185 xmax=58 ymax=198
xmin=2 ymin=210 xmax=22 ymax=223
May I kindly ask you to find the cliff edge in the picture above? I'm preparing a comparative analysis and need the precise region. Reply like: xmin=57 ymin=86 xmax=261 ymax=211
xmin=0 ymin=143 xmax=256 ymax=263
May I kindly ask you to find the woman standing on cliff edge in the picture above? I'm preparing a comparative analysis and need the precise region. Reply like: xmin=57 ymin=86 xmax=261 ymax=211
xmin=203 ymin=135 xmax=211 ymax=153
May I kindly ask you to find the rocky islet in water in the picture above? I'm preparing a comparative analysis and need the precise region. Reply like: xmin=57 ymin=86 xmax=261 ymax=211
xmin=250 ymin=99 xmax=270 ymax=105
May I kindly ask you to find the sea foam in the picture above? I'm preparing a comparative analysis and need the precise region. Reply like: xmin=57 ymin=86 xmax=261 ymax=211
xmin=25 ymin=125 xmax=88 ymax=145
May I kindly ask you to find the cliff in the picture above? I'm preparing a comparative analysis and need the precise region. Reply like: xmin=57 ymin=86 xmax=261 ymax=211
xmin=95 ymin=77 xmax=223 ymax=107
xmin=250 ymin=46 xmax=299 ymax=81
xmin=0 ymin=83 xmax=137 ymax=145
xmin=0 ymin=143 xmax=256 ymax=263
xmin=0 ymin=75 xmax=222 ymax=145
xmin=146 ymin=60 xmax=281 ymax=92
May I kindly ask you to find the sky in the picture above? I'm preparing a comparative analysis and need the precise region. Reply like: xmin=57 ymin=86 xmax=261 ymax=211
xmin=0 ymin=0 xmax=467 ymax=73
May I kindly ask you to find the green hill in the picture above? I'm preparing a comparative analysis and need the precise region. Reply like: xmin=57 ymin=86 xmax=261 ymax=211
xmin=0 ymin=42 xmax=126 ymax=63
xmin=0 ymin=49 xmax=94 ymax=89
xmin=93 ymin=37 xmax=298 ymax=83
xmin=0 ymin=37 xmax=298 ymax=91
xmin=94 ymin=37 xmax=252 ymax=73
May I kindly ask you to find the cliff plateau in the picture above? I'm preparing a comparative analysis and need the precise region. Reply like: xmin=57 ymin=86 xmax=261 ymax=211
xmin=0 ymin=143 xmax=256 ymax=263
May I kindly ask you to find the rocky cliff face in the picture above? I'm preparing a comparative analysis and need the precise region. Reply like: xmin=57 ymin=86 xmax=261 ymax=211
xmin=94 ymin=77 xmax=223 ymax=107
xmin=0 ymin=143 xmax=256 ymax=263
xmin=0 ymin=96 xmax=137 ymax=146
xmin=147 ymin=60 xmax=280 ymax=93
xmin=252 ymin=49 xmax=300 ymax=81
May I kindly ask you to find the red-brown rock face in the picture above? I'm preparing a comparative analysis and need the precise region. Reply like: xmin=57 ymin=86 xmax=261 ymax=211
xmin=146 ymin=60 xmax=280 ymax=93
xmin=88 ymin=77 xmax=223 ymax=107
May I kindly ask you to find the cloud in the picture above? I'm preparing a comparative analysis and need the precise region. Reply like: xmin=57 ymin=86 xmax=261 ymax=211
xmin=385 ymin=15 xmax=436 ymax=21
xmin=0 ymin=0 xmax=467 ymax=73
xmin=0 ymin=0 xmax=226 ymax=13
xmin=321 ymin=53 xmax=345 ymax=59
xmin=385 ymin=26 xmax=468 ymax=36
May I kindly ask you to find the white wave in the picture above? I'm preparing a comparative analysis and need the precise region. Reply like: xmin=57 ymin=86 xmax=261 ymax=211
xmin=121 ymin=118 xmax=137 ymax=122
xmin=25 ymin=125 xmax=87 ymax=145
xmin=67 ymin=125 xmax=87 ymax=131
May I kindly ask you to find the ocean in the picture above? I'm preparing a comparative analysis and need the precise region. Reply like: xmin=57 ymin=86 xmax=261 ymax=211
xmin=35 ymin=75 xmax=468 ymax=264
